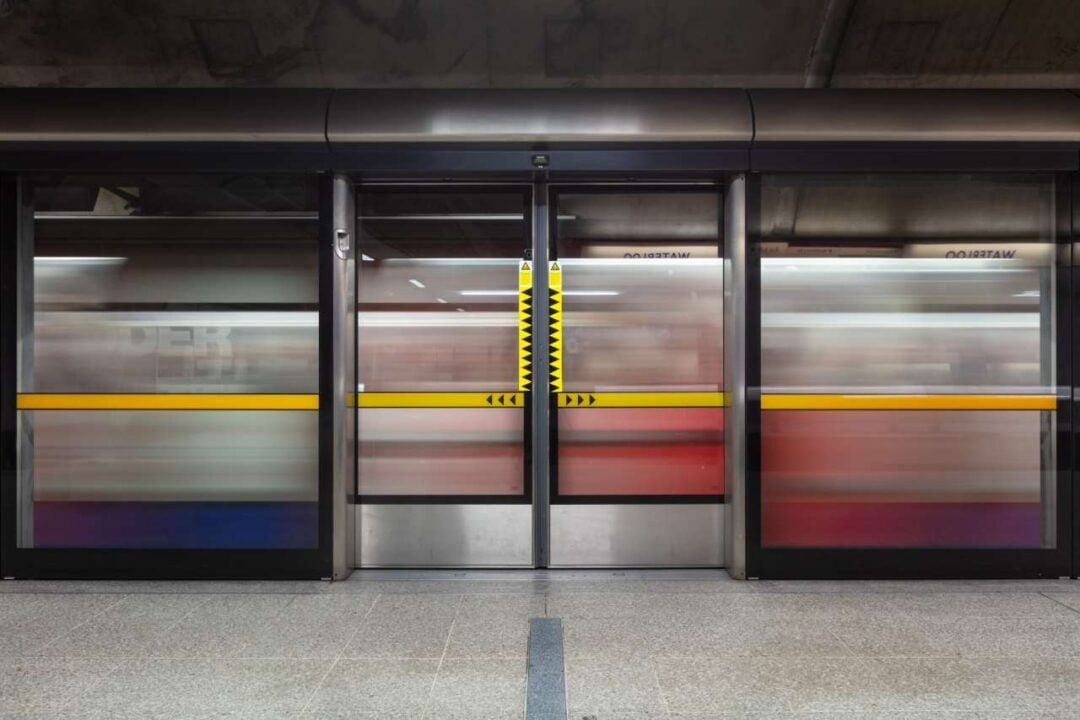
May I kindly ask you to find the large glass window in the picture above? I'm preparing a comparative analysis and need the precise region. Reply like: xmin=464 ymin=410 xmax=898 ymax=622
xmin=758 ymin=174 xmax=1060 ymax=548
xmin=18 ymin=174 xmax=319 ymax=549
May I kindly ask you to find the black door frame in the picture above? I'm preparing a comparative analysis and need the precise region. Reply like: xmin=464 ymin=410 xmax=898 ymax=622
xmin=0 ymin=170 xmax=335 ymax=580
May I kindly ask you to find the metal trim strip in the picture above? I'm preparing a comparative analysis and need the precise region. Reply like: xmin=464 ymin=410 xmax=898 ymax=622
xmin=760 ymin=393 xmax=1057 ymax=411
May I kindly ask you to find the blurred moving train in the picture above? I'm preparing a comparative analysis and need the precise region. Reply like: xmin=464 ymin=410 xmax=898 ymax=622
xmin=26 ymin=171 xmax=1058 ymax=549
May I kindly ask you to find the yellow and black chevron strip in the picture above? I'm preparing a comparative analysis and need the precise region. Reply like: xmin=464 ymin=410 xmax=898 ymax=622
xmin=549 ymin=260 xmax=563 ymax=393
xmin=518 ymin=259 xmax=533 ymax=392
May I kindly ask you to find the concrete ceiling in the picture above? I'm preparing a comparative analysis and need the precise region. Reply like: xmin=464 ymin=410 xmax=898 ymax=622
xmin=1 ymin=0 xmax=1078 ymax=89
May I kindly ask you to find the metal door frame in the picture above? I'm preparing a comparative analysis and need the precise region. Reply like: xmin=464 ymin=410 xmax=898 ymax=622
xmin=350 ymin=178 xmax=731 ymax=568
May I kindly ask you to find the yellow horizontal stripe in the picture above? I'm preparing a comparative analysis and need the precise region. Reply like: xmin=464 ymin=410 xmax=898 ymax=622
xmin=17 ymin=393 xmax=318 ymax=411
xmin=761 ymin=394 xmax=1057 ymax=411
xmin=558 ymin=391 xmax=727 ymax=408
xmin=358 ymin=392 xmax=524 ymax=408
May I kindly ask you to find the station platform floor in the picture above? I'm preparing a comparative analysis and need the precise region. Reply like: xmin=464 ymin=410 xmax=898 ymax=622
xmin=3 ymin=570 xmax=1080 ymax=718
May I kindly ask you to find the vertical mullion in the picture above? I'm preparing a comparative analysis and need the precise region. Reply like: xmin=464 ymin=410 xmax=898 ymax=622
xmin=317 ymin=172 xmax=335 ymax=578
xmin=0 ymin=174 xmax=18 ymax=575
xmin=532 ymin=181 xmax=550 ymax=568
xmin=743 ymin=173 xmax=763 ymax=578
xmin=723 ymin=175 xmax=748 ymax=577
xmin=1069 ymin=172 xmax=1079 ymax=577
xmin=330 ymin=173 xmax=356 ymax=579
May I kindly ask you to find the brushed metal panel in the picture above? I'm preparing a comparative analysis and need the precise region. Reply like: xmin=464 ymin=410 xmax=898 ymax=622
xmin=751 ymin=89 xmax=1080 ymax=143
xmin=0 ymin=89 xmax=330 ymax=144
xmin=329 ymin=89 xmax=752 ymax=144
xmin=549 ymin=504 xmax=723 ymax=567
xmin=357 ymin=504 xmax=533 ymax=567
xmin=332 ymin=174 xmax=356 ymax=579
xmin=723 ymin=176 xmax=747 ymax=578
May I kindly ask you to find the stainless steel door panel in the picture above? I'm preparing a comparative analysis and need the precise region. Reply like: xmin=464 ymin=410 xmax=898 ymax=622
xmin=358 ymin=504 xmax=532 ymax=567
xmin=549 ymin=504 xmax=723 ymax=567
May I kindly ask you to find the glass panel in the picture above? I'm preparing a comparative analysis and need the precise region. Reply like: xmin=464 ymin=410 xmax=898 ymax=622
xmin=357 ymin=190 xmax=528 ymax=496
xmin=554 ymin=190 xmax=724 ymax=497
xmin=20 ymin=174 xmax=319 ymax=549
xmin=558 ymin=408 xmax=724 ymax=496
xmin=759 ymin=174 xmax=1059 ymax=549
xmin=30 ymin=411 xmax=317 ymax=549
xmin=557 ymin=192 xmax=723 ymax=391
xmin=358 ymin=408 xmax=524 ymax=496
xmin=762 ymin=411 xmax=1046 ymax=548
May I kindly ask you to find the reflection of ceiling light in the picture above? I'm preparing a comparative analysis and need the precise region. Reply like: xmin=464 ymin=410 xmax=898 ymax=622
xmin=456 ymin=308 xmax=466 ymax=312
xmin=565 ymin=290 xmax=619 ymax=296
xmin=358 ymin=214 xmax=577 ymax=221
xmin=361 ymin=253 xmax=374 ymax=261
xmin=460 ymin=290 xmax=516 ymax=296
xmin=1013 ymin=290 xmax=1040 ymax=298
xmin=408 ymin=278 xmax=426 ymax=288
xmin=436 ymin=298 xmax=448 ymax=303
xmin=35 ymin=256 xmax=126 ymax=265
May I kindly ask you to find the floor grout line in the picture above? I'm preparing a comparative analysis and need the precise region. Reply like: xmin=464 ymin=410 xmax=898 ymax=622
xmin=297 ymin=590 xmax=384 ymax=717
xmin=1039 ymin=590 xmax=1080 ymax=616
xmin=420 ymin=593 xmax=461 ymax=720
xmin=28 ymin=591 xmax=130 ymax=655
xmin=651 ymin=657 xmax=674 ymax=720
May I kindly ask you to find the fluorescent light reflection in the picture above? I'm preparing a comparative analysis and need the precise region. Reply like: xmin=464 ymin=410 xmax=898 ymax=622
xmin=35 ymin=256 xmax=127 ymax=266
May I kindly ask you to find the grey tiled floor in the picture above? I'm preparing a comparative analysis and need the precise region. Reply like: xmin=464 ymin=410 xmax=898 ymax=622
xmin=3 ymin=571 xmax=1080 ymax=718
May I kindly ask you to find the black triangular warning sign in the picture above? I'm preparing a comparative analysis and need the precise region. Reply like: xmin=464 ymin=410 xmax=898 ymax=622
xmin=551 ymin=262 xmax=560 ymax=271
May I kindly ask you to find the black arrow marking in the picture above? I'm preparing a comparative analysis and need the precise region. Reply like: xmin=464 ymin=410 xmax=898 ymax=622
xmin=589 ymin=394 xmax=596 ymax=405
xmin=486 ymin=394 xmax=493 ymax=406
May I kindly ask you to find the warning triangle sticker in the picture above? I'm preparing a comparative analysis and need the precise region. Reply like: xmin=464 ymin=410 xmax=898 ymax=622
xmin=550 ymin=262 xmax=560 ymax=271
xmin=520 ymin=261 xmax=531 ymax=271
